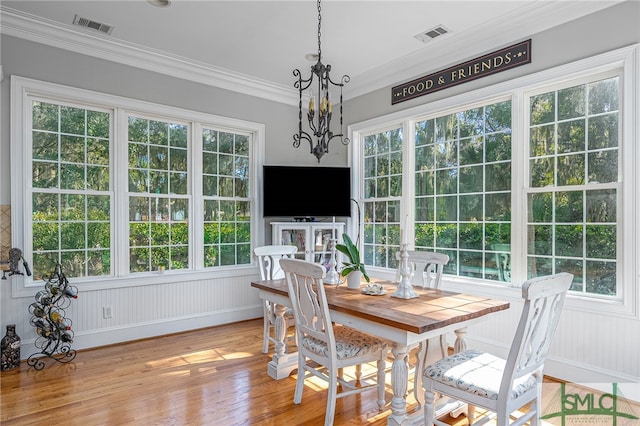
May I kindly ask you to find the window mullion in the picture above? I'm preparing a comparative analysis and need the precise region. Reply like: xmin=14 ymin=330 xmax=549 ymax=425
xmin=511 ymin=90 xmax=528 ymax=286
xmin=191 ymin=122 xmax=204 ymax=270
xmin=114 ymin=109 xmax=130 ymax=277
xmin=403 ymin=120 xmax=415 ymax=245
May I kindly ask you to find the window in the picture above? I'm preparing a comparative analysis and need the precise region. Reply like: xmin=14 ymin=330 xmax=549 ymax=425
xmin=202 ymin=128 xmax=251 ymax=267
xmin=13 ymin=77 xmax=261 ymax=284
xmin=362 ymin=127 xmax=403 ymax=269
xmin=31 ymin=100 xmax=112 ymax=279
xmin=351 ymin=47 xmax=636 ymax=309
xmin=526 ymin=76 xmax=620 ymax=296
xmin=128 ymin=116 xmax=190 ymax=273
xmin=414 ymin=100 xmax=512 ymax=282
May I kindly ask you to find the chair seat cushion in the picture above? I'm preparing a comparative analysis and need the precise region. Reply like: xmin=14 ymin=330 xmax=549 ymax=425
xmin=423 ymin=349 xmax=537 ymax=400
xmin=302 ymin=325 xmax=387 ymax=360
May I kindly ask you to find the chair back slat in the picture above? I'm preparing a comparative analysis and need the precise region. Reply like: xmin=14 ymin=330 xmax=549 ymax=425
xmin=254 ymin=245 xmax=297 ymax=280
xmin=395 ymin=251 xmax=450 ymax=288
xmin=500 ymin=272 xmax=573 ymax=394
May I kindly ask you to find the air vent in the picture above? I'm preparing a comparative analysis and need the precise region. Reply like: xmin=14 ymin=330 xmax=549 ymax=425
xmin=414 ymin=25 xmax=449 ymax=43
xmin=72 ymin=14 xmax=114 ymax=35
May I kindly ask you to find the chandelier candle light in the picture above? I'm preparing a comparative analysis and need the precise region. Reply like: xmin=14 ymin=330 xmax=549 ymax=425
xmin=392 ymin=214 xmax=418 ymax=299
xmin=293 ymin=0 xmax=350 ymax=162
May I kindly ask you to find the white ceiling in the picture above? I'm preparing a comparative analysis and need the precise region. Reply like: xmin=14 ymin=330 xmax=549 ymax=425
xmin=0 ymin=1 xmax=624 ymax=103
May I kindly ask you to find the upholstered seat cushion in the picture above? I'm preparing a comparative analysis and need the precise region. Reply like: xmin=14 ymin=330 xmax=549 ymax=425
xmin=423 ymin=349 xmax=538 ymax=400
xmin=302 ymin=325 xmax=387 ymax=360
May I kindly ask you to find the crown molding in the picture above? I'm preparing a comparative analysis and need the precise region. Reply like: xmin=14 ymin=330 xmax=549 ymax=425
xmin=0 ymin=2 xmax=623 ymax=105
xmin=346 ymin=0 xmax=624 ymax=100
xmin=0 ymin=6 xmax=299 ymax=106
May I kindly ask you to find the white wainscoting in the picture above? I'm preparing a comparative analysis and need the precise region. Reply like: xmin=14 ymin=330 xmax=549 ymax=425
xmin=442 ymin=281 xmax=640 ymax=403
xmin=5 ymin=266 xmax=638 ymax=403
xmin=8 ymin=270 xmax=263 ymax=360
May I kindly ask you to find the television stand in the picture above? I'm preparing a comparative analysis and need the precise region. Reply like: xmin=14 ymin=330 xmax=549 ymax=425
xmin=271 ymin=221 xmax=344 ymax=271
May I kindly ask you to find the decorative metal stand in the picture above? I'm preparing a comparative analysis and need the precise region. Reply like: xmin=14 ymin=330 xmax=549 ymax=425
xmin=391 ymin=243 xmax=419 ymax=299
xmin=3 ymin=247 xmax=32 ymax=279
xmin=27 ymin=263 xmax=78 ymax=370
xmin=324 ymin=238 xmax=341 ymax=285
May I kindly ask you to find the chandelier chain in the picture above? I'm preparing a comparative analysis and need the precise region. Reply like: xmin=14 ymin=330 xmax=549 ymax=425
xmin=317 ymin=0 xmax=322 ymax=58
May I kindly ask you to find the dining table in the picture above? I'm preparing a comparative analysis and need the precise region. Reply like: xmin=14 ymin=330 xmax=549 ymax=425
xmin=250 ymin=278 xmax=510 ymax=426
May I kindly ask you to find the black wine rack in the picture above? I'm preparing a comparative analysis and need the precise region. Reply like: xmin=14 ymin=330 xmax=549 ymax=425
xmin=27 ymin=263 xmax=78 ymax=370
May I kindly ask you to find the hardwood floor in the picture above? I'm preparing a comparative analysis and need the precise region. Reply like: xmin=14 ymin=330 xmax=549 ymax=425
xmin=1 ymin=318 xmax=557 ymax=425
xmin=0 ymin=318 xmax=461 ymax=425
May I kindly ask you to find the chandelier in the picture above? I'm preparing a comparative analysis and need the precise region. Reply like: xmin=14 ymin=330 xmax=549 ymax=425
xmin=293 ymin=0 xmax=350 ymax=162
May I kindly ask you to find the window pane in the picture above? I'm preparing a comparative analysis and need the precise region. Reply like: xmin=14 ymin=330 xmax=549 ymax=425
xmin=128 ymin=115 xmax=191 ymax=273
xmin=588 ymin=150 xmax=618 ymax=183
xmin=588 ymin=77 xmax=619 ymax=114
xmin=558 ymin=85 xmax=585 ymax=120
xmin=485 ymin=132 xmax=511 ymax=162
xmin=30 ymin=100 xmax=111 ymax=279
xmin=33 ymin=131 xmax=58 ymax=161
xmin=201 ymin=128 xmax=252 ymax=267
xmin=362 ymin=127 xmax=403 ymax=268
xmin=530 ymin=92 xmax=555 ymax=125
xmin=557 ymin=119 xmax=585 ymax=153
xmin=459 ymin=137 xmax=483 ymax=166
xmin=415 ymin=100 xmax=512 ymax=282
xmin=526 ymin=76 xmax=620 ymax=296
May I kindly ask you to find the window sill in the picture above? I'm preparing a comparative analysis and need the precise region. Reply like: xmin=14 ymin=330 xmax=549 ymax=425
xmin=442 ymin=276 xmax=637 ymax=320
xmin=11 ymin=265 xmax=259 ymax=299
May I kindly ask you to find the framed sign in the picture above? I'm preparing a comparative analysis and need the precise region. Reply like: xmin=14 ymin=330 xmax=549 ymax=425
xmin=391 ymin=39 xmax=531 ymax=105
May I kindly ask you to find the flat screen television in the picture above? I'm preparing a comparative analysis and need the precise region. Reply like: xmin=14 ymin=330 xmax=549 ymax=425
xmin=263 ymin=165 xmax=351 ymax=217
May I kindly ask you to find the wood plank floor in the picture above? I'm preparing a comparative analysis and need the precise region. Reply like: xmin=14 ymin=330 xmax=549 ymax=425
xmin=0 ymin=318 xmax=460 ymax=425
xmin=1 ymin=318 xmax=559 ymax=425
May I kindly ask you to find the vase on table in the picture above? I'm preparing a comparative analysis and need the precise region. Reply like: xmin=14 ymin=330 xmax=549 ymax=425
xmin=347 ymin=271 xmax=363 ymax=290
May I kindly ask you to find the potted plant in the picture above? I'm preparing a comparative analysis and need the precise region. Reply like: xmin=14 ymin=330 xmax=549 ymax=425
xmin=335 ymin=233 xmax=370 ymax=289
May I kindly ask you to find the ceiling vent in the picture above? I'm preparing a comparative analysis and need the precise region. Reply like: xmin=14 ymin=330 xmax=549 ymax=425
xmin=414 ymin=25 xmax=449 ymax=43
xmin=72 ymin=14 xmax=114 ymax=35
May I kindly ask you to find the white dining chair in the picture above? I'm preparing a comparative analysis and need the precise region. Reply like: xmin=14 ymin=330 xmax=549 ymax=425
xmin=395 ymin=250 xmax=450 ymax=289
xmin=423 ymin=272 xmax=573 ymax=426
xmin=280 ymin=258 xmax=389 ymax=426
xmin=254 ymin=245 xmax=298 ymax=354
xmin=491 ymin=243 xmax=512 ymax=282
xmin=395 ymin=250 xmax=451 ymax=406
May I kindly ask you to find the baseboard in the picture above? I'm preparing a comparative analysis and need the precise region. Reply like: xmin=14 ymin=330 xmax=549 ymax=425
xmin=20 ymin=306 xmax=263 ymax=361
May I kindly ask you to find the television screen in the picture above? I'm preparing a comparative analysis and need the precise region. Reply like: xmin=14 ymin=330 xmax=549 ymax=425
xmin=263 ymin=166 xmax=351 ymax=217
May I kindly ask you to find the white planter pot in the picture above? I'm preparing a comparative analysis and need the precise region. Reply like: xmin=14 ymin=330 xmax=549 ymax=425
xmin=347 ymin=271 xmax=363 ymax=290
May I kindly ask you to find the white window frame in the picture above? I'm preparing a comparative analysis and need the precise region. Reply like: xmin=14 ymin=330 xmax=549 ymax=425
xmin=360 ymin=123 xmax=405 ymax=270
xmin=350 ymin=45 xmax=639 ymax=317
xmin=11 ymin=76 xmax=265 ymax=297
xmin=521 ymin=69 xmax=622 ymax=299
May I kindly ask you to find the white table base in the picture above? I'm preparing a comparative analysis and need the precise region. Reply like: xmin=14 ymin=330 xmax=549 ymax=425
xmin=267 ymin=303 xmax=298 ymax=380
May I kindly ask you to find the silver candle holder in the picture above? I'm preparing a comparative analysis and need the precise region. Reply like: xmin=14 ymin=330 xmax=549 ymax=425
xmin=391 ymin=243 xmax=418 ymax=299
xmin=324 ymin=238 xmax=341 ymax=285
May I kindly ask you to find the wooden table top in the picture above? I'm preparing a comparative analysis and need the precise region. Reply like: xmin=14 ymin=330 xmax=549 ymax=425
xmin=251 ymin=279 xmax=510 ymax=335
